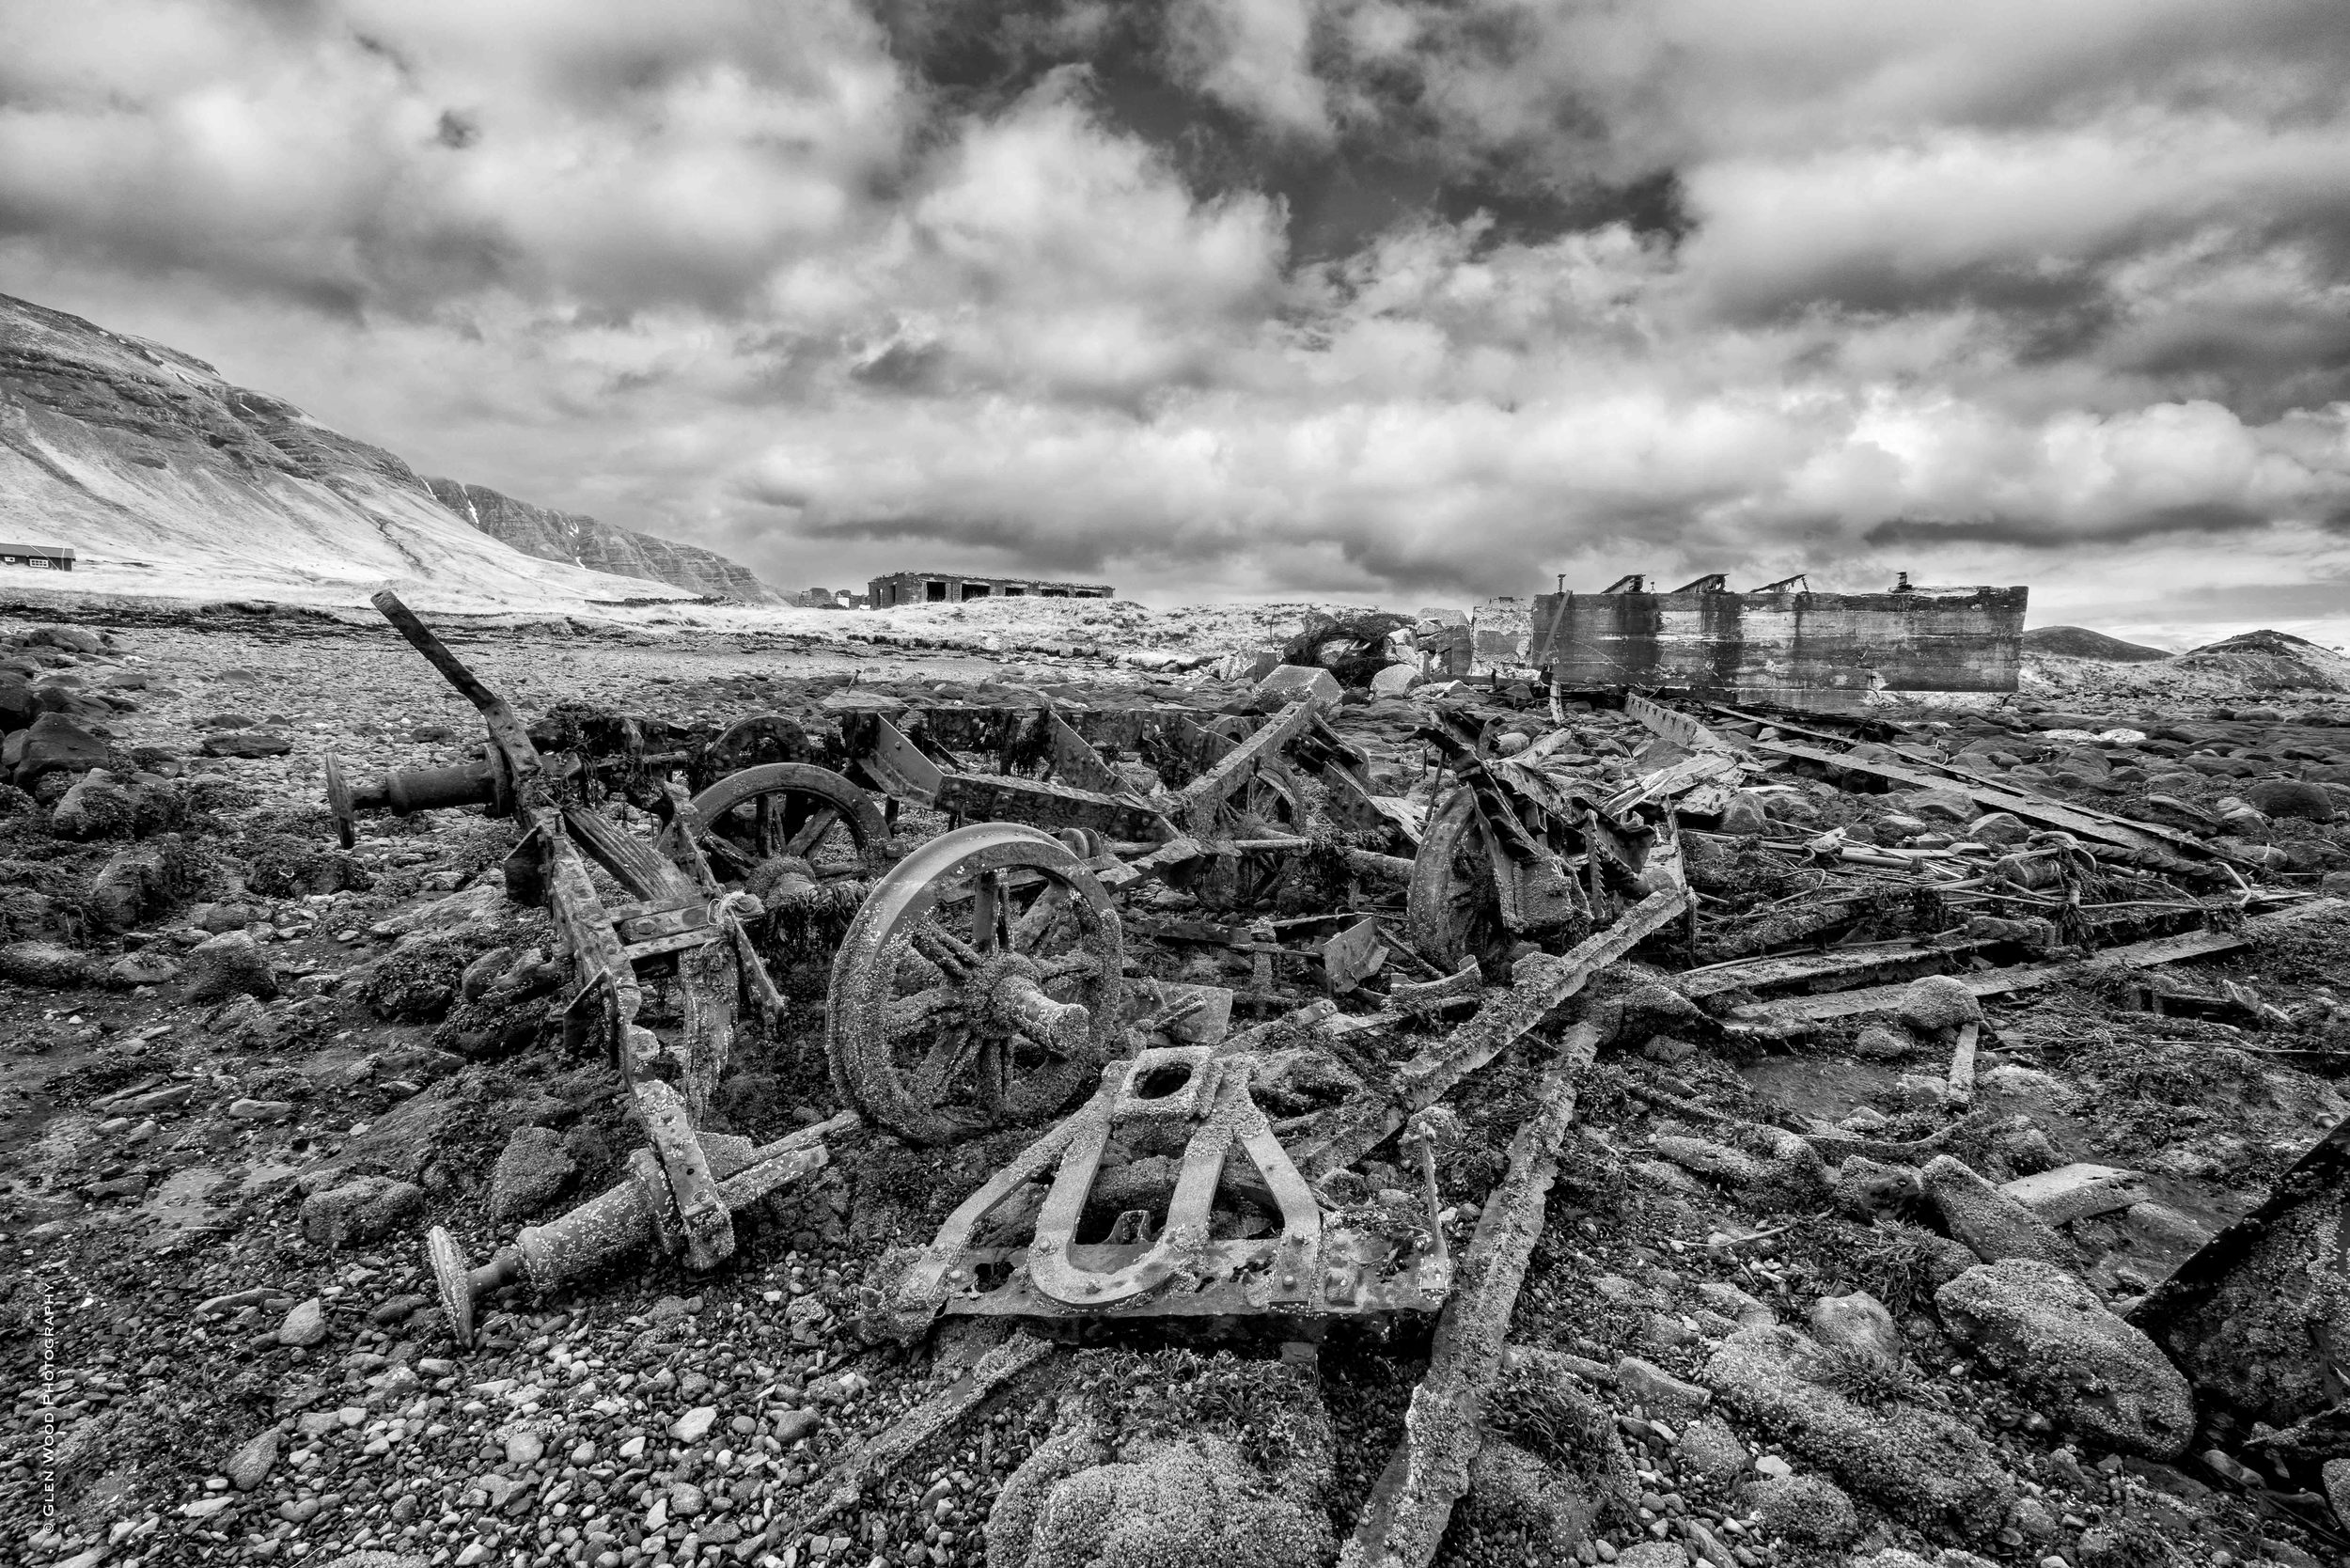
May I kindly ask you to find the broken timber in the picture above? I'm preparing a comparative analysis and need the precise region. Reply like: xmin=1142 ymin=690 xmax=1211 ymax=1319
xmin=1747 ymin=737 xmax=2222 ymax=876
xmin=1339 ymin=1016 xmax=1603 ymax=1568
xmin=772 ymin=1331 xmax=1060 ymax=1548
xmin=1299 ymin=867 xmax=1685 ymax=1182
xmin=1731 ymin=898 xmax=2345 ymax=1026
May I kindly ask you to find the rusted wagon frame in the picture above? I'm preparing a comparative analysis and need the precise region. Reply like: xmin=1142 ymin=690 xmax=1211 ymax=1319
xmin=1403 ymin=711 xmax=1670 ymax=971
xmin=353 ymin=593 xmax=838 ymax=1335
xmin=325 ymin=699 xmax=820 ymax=851
xmin=894 ymin=1046 xmax=1449 ymax=1334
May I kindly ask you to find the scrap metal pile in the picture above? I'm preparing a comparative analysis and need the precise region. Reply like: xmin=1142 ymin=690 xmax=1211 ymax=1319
xmin=332 ymin=594 xmax=2344 ymax=1566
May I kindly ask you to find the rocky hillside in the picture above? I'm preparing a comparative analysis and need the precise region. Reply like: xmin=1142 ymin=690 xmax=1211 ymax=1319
xmin=426 ymin=478 xmax=779 ymax=604
xmin=0 ymin=291 xmax=766 ymax=609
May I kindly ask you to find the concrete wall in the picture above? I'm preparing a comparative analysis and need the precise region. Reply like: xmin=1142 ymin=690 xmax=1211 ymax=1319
xmin=869 ymin=572 xmax=1114 ymax=606
xmin=1525 ymin=586 xmax=2028 ymax=710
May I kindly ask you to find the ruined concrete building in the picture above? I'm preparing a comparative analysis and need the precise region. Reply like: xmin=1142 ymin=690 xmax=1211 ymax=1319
xmin=868 ymin=572 xmax=1114 ymax=606
xmin=1512 ymin=572 xmax=2029 ymax=711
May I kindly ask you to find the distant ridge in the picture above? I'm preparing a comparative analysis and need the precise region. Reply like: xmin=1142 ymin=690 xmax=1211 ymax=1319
xmin=2020 ymin=625 xmax=2171 ymax=662
xmin=425 ymin=478 xmax=779 ymax=604
xmin=0 ymin=289 xmax=773 ymax=607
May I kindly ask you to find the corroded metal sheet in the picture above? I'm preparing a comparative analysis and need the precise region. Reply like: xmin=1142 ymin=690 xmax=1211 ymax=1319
xmin=1529 ymin=585 xmax=2028 ymax=711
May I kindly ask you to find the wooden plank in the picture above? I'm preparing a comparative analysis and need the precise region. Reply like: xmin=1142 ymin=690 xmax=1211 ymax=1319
xmin=1680 ymin=938 xmax=1996 ymax=999
xmin=1174 ymin=700 xmax=1318 ymax=831
xmin=1298 ymin=858 xmax=1686 ymax=1182
xmin=935 ymin=772 xmax=1171 ymax=840
xmin=1749 ymin=738 xmax=2214 ymax=871
xmin=1338 ymin=1023 xmax=1601 ymax=1568
xmin=1731 ymin=899 xmax=2343 ymax=1025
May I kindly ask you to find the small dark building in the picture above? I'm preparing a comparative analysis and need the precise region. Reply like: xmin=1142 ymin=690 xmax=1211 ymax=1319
xmin=868 ymin=572 xmax=1113 ymax=607
xmin=0 ymin=541 xmax=74 ymax=571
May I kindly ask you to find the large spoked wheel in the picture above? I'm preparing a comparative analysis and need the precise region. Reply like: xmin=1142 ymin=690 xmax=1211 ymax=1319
xmin=1405 ymin=787 xmax=1508 ymax=972
xmin=659 ymin=762 xmax=886 ymax=884
xmin=827 ymin=823 xmax=1126 ymax=1145
xmin=689 ymin=714 xmax=814 ymax=794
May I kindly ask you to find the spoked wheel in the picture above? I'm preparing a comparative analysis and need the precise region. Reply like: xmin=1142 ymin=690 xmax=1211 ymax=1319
xmin=827 ymin=823 xmax=1126 ymax=1145
xmin=659 ymin=762 xmax=886 ymax=886
xmin=689 ymin=714 xmax=814 ymax=793
xmin=1405 ymin=787 xmax=1511 ymax=972
xmin=1172 ymin=739 xmax=1311 ymax=909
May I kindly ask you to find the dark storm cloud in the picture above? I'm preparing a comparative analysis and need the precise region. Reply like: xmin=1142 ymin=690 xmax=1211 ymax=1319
xmin=6 ymin=0 xmax=2350 ymax=617
xmin=1868 ymin=502 xmax=2270 ymax=551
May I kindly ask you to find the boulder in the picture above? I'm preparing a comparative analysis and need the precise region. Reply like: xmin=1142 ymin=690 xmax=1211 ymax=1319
xmin=1675 ymin=1416 xmax=1748 ymax=1495
xmin=2322 ymin=1458 xmax=2350 ymax=1532
xmin=106 ymin=949 xmax=181 ymax=988
xmin=0 ymin=939 xmax=98 ymax=988
xmin=1000 ymin=1434 xmax=1333 ymax=1568
xmin=201 ymin=729 xmax=294 ymax=759
xmin=1809 ymin=1292 xmax=1903 ymax=1368
xmin=1718 ymin=792 xmax=1771 ymax=837
xmin=1369 ymin=664 xmax=1422 ymax=698
xmin=1747 ymin=1471 xmax=1859 ymax=1546
xmin=1701 ymin=1325 xmax=2014 ymax=1536
xmin=25 ymin=624 xmax=104 ymax=653
xmin=227 ymin=1428 xmax=279 ymax=1491
xmin=84 ymin=839 xmax=188 ymax=931
xmin=1851 ymin=1025 xmax=1915 ymax=1061
xmin=1905 ymin=789 xmax=1978 ymax=824
xmin=1999 ymin=1164 xmax=2148 ymax=1227
xmin=184 ymin=930 xmax=279 ymax=1002
xmin=1249 ymin=664 xmax=1342 ymax=713
xmin=10 ymin=712 xmax=112 ymax=789
xmin=0 ymin=678 xmax=36 ymax=733
xmin=1921 ymin=1155 xmax=2078 ymax=1269
xmin=1900 ymin=975 xmax=1982 ymax=1034
xmin=300 ymin=1176 xmax=426 ymax=1250
xmin=277 ymin=1297 xmax=328 ymax=1348
xmin=1462 ymin=1438 xmax=1610 ymax=1559
xmin=1614 ymin=1356 xmax=1712 ymax=1422
xmin=2245 ymin=779 xmax=2337 ymax=822
xmin=490 ymin=1125 xmax=577 ymax=1224
xmin=1935 ymin=1258 xmax=2193 ymax=1459
xmin=50 ymin=767 xmax=138 ymax=839
xmin=1965 ymin=811 xmax=2030 ymax=847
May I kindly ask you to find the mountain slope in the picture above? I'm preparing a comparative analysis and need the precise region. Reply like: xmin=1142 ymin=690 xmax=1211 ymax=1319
xmin=0 ymin=291 xmax=760 ymax=610
xmin=427 ymin=478 xmax=779 ymax=604
xmin=2020 ymin=625 xmax=2171 ymax=662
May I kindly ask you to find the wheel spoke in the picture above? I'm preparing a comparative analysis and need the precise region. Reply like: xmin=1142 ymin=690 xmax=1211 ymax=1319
xmin=754 ymin=793 xmax=779 ymax=858
xmin=910 ymin=1026 xmax=979 ymax=1106
xmin=1010 ymin=884 xmax=1070 ymax=953
xmin=883 ymin=984 xmax=964 ymax=1039
xmin=972 ymin=869 xmax=1002 ymax=953
xmin=974 ymin=1036 xmax=1008 ymax=1116
xmin=785 ymin=803 xmax=839 ymax=859
xmin=702 ymin=833 xmax=761 ymax=878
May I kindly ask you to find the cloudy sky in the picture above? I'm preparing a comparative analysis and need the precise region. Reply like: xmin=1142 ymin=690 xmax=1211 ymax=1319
xmin=6 ymin=1 xmax=2350 ymax=641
